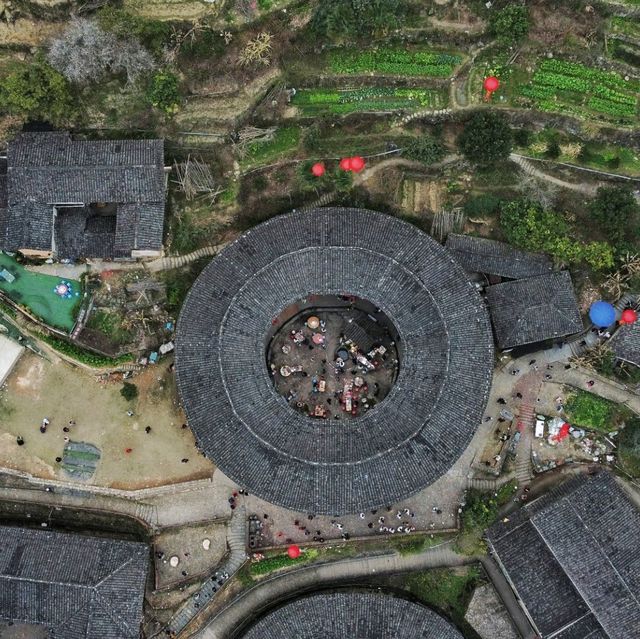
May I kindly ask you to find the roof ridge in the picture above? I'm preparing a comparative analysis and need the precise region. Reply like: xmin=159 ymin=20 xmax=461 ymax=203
xmin=92 ymin=588 xmax=137 ymax=637
xmin=532 ymin=496 xmax=640 ymax=638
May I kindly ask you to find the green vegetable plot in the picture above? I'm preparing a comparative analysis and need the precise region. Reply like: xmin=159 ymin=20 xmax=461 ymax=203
xmin=292 ymin=87 xmax=447 ymax=115
xmin=329 ymin=48 xmax=462 ymax=77
xmin=519 ymin=59 xmax=639 ymax=123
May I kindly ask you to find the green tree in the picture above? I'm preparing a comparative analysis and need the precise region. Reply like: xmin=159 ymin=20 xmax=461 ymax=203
xmin=311 ymin=0 xmax=405 ymax=39
xmin=98 ymin=6 xmax=171 ymax=55
xmin=146 ymin=70 xmax=181 ymax=114
xmin=456 ymin=111 xmax=513 ymax=165
xmin=0 ymin=58 xmax=74 ymax=124
xmin=490 ymin=5 xmax=530 ymax=43
xmin=580 ymin=241 xmax=615 ymax=271
xmin=500 ymin=200 xmax=567 ymax=250
xmin=589 ymin=185 xmax=640 ymax=246
xmin=404 ymin=136 xmax=445 ymax=165
xmin=120 ymin=382 xmax=139 ymax=401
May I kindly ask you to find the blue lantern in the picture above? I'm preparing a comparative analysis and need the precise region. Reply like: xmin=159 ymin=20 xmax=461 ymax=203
xmin=589 ymin=301 xmax=616 ymax=328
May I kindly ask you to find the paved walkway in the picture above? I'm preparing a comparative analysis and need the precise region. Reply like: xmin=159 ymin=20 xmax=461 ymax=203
xmin=194 ymin=542 xmax=469 ymax=639
xmin=168 ymin=506 xmax=248 ymax=636
xmin=194 ymin=541 xmax=536 ymax=639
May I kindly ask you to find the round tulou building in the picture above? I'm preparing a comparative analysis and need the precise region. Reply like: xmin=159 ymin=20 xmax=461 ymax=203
xmin=176 ymin=207 xmax=494 ymax=514
xmin=240 ymin=590 xmax=464 ymax=638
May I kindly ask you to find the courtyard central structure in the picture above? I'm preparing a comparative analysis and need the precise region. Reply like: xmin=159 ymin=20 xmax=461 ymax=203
xmin=176 ymin=207 xmax=494 ymax=514
xmin=266 ymin=294 xmax=401 ymax=420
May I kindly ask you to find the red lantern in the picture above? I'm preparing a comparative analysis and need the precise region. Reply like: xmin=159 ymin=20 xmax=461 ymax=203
xmin=311 ymin=162 xmax=325 ymax=177
xmin=621 ymin=309 xmax=638 ymax=324
xmin=339 ymin=157 xmax=352 ymax=171
xmin=349 ymin=156 xmax=365 ymax=173
xmin=483 ymin=76 xmax=500 ymax=101
xmin=287 ymin=544 xmax=301 ymax=559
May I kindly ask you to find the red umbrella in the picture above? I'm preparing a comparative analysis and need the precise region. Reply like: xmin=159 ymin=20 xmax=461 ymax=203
xmin=311 ymin=162 xmax=325 ymax=177
xmin=483 ymin=76 xmax=500 ymax=101
xmin=339 ymin=157 xmax=352 ymax=171
xmin=621 ymin=308 xmax=638 ymax=324
xmin=287 ymin=544 xmax=301 ymax=559
xmin=350 ymin=156 xmax=365 ymax=173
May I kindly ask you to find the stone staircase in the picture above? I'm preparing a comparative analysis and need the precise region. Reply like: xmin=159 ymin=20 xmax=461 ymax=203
xmin=167 ymin=506 xmax=248 ymax=637
xmin=514 ymin=403 xmax=535 ymax=486
xmin=145 ymin=243 xmax=229 ymax=273
xmin=133 ymin=502 xmax=159 ymax=527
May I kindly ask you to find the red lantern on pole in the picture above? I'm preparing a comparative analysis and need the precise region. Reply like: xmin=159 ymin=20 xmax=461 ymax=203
xmin=339 ymin=157 xmax=352 ymax=171
xmin=349 ymin=156 xmax=365 ymax=173
xmin=287 ymin=544 xmax=301 ymax=559
xmin=621 ymin=308 xmax=638 ymax=325
xmin=483 ymin=76 xmax=500 ymax=101
xmin=311 ymin=162 xmax=325 ymax=177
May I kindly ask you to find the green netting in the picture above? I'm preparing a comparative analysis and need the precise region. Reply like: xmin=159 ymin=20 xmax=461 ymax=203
xmin=0 ymin=252 xmax=80 ymax=332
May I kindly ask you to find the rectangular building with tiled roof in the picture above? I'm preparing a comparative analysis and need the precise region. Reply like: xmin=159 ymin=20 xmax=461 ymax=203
xmin=445 ymin=233 xmax=553 ymax=280
xmin=609 ymin=321 xmax=640 ymax=368
xmin=485 ymin=270 xmax=583 ymax=349
xmin=486 ymin=471 xmax=640 ymax=639
xmin=0 ymin=131 xmax=166 ymax=260
xmin=0 ymin=525 xmax=149 ymax=638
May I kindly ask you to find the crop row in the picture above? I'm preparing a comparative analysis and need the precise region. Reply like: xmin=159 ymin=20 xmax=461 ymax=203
xmin=292 ymin=87 xmax=445 ymax=114
xmin=329 ymin=48 xmax=461 ymax=77
xmin=519 ymin=58 xmax=639 ymax=121
xmin=538 ymin=58 xmax=640 ymax=92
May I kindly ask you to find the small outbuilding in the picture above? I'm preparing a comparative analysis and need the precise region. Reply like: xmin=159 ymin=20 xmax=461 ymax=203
xmin=445 ymin=234 xmax=553 ymax=280
xmin=608 ymin=321 xmax=640 ymax=368
xmin=0 ymin=334 xmax=23 ymax=387
xmin=485 ymin=271 xmax=583 ymax=350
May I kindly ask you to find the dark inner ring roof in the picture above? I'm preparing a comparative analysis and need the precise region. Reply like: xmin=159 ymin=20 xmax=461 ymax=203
xmin=176 ymin=208 xmax=493 ymax=514
xmin=240 ymin=591 xmax=465 ymax=638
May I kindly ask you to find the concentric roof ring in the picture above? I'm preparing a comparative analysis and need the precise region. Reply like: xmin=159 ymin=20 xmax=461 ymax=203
xmin=176 ymin=208 xmax=493 ymax=514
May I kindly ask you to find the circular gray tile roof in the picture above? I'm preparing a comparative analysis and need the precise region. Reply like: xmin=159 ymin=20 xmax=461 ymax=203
xmin=176 ymin=208 xmax=493 ymax=514
xmin=240 ymin=591 xmax=464 ymax=638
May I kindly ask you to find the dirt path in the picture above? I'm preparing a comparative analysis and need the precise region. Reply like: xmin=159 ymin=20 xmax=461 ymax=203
xmin=509 ymin=153 xmax=601 ymax=195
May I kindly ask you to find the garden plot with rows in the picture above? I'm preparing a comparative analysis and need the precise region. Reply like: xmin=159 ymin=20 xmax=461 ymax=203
xmin=518 ymin=59 xmax=639 ymax=124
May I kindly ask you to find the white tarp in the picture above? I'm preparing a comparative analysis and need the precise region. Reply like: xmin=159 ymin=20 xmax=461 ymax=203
xmin=0 ymin=334 xmax=24 ymax=387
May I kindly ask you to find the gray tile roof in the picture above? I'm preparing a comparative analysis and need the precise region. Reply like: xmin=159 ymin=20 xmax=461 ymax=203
xmin=1 ymin=132 xmax=165 ymax=256
xmin=487 ymin=471 xmax=640 ymax=639
xmin=485 ymin=271 xmax=583 ymax=349
xmin=0 ymin=525 xmax=149 ymax=639
xmin=445 ymin=234 xmax=553 ymax=280
xmin=176 ymin=207 xmax=494 ymax=514
xmin=608 ymin=322 xmax=640 ymax=367
xmin=241 ymin=591 xmax=464 ymax=638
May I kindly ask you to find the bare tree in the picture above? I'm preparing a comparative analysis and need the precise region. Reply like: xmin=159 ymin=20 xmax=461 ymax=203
xmin=47 ymin=18 xmax=155 ymax=85
xmin=516 ymin=172 xmax=559 ymax=210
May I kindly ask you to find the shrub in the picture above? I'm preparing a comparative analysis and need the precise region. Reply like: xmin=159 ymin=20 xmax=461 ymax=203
xmin=403 ymin=136 xmax=445 ymax=165
xmin=545 ymin=140 xmax=561 ymax=159
xmin=311 ymin=0 xmax=406 ymax=40
xmin=97 ymin=7 xmax=171 ymax=55
xmin=0 ymin=58 xmax=74 ymax=125
xmin=619 ymin=418 xmax=640 ymax=478
xmin=489 ymin=5 xmax=530 ymax=43
xmin=120 ymin=382 xmax=139 ymax=402
xmin=589 ymin=185 xmax=640 ymax=246
xmin=463 ymin=194 xmax=501 ymax=217
xmin=146 ymin=70 xmax=181 ymax=114
xmin=457 ymin=111 xmax=513 ymax=165
xmin=513 ymin=128 xmax=532 ymax=147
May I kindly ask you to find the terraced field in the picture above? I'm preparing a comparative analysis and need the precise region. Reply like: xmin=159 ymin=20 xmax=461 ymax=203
xmin=291 ymin=86 xmax=448 ymax=115
xmin=518 ymin=58 xmax=639 ymax=123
